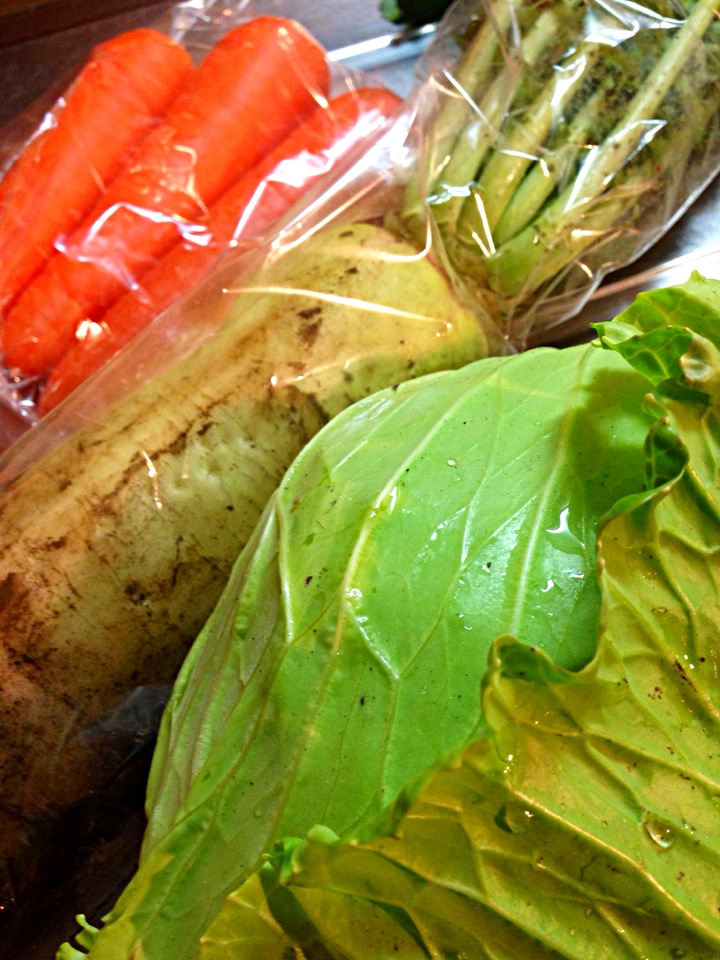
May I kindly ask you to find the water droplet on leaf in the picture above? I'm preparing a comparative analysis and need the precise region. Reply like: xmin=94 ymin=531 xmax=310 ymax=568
xmin=643 ymin=815 xmax=676 ymax=850
xmin=495 ymin=802 xmax=536 ymax=834
xmin=545 ymin=505 xmax=585 ymax=557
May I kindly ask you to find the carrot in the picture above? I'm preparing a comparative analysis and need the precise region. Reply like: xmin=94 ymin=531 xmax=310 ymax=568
xmin=37 ymin=87 xmax=401 ymax=415
xmin=1 ymin=16 xmax=330 ymax=378
xmin=0 ymin=29 xmax=194 ymax=314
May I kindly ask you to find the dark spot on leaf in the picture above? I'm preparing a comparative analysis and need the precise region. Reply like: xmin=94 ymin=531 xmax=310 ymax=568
xmin=674 ymin=659 xmax=697 ymax=689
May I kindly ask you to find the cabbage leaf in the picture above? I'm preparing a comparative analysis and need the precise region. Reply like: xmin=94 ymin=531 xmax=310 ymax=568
xmin=199 ymin=274 xmax=720 ymax=957
xmin=61 ymin=273 xmax=720 ymax=960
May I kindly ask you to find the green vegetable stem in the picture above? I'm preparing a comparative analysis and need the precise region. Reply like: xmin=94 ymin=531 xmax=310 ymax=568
xmin=399 ymin=0 xmax=720 ymax=344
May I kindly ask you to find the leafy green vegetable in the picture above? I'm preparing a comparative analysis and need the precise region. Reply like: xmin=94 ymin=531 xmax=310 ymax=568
xmin=59 ymin=273 xmax=720 ymax=960
xmin=379 ymin=0 xmax=453 ymax=26
xmin=398 ymin=0 xmax=720 ymax=343
xmin=200 ymin=278 xmax=720 ymax=957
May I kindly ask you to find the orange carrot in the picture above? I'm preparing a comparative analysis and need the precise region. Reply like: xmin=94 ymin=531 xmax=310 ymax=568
xmin=2 ymin=16 xmax=330 ymax=378
xmin=0 ymin=29 xmax=194 ymax=313
xmin=37 ymin=86 xmax=401 ymax=414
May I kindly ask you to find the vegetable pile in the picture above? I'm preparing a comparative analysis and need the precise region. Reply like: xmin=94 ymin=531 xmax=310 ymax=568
xmin=1 ymin=0 xmax=720 ymax=953
xmin=59 ymin=273 xmax=720 ymax=959
xmin=397 ymin=0 xmax=720 ymax=342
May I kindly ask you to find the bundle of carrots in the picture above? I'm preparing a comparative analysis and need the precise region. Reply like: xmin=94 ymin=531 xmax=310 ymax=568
xmin=0 ymin=16 xmax=401 ymax=415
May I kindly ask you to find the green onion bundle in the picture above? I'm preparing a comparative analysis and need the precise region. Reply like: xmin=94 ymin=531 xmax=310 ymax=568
xmin=398 ymin=0 xmax=720 ymax=344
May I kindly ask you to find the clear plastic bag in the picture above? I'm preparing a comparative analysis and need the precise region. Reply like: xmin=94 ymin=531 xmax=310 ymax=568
xmin=395 ymin=0 xmax=720 ymax=346
xmin=3 ymin=0 xmax=719 ymax=433
xmin=0 ymin=2 xmax=404 ymax=430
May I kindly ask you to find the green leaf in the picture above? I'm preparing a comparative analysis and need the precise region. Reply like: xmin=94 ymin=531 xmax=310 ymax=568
xmin=212 ymin=299 xmax=720 ymax=957
xmin=56 ymin=916 xmax=100 ymax=960
xmin=594 ymin=273 xmax=720 ymax=403
xmin=379 ymin=0 xmax=454 ymax=27
xmin=79 ymin=346 xmax=650 ymax=959
xmin=378 ymin=0 xmax=403 ymax=24
xmin=67 ymin=275 xmax=720 ymax=960
xmin=603 ymin=272 xmax=720 ymax=349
